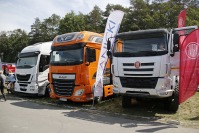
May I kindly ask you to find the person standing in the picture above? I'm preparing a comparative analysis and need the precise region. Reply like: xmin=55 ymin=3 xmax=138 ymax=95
xmin=0 ymin=70 xmax=6 ymax=101
xmin=3 ymin=66 xmax=9 ymax=76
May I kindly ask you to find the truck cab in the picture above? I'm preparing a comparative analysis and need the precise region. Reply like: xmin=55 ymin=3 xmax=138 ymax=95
xmin=111 ymin=26 xmax=197 ymax=112
xmin=14 ymin=42 xmax=52 ymax=96
xmin=49 ymin=31 xmax=113 ymax=102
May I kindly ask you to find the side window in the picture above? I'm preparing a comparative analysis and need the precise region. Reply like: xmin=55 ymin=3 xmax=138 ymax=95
xmin=39 ymin=55 xmax=50 ymax=72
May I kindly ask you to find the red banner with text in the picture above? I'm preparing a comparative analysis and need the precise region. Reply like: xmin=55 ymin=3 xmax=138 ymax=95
xmin=179 ymin=29 xmax=199 ymax=104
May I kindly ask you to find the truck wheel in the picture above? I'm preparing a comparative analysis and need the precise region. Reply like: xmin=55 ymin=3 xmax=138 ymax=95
xmin=45 ymin=84 xmax=50 ymax=97
xmin=165 ymin=83 xmax=179 ymax=113
xmin=122 ymin=95 xmax=131 ymax=108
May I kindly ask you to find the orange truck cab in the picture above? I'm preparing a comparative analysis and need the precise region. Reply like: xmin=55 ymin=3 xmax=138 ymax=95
xmin=49 ymin=31 xmax=113 ymax=102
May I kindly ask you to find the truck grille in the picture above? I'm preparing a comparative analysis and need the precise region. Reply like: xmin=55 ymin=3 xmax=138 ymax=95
xmin=123 ymin=63 xmax=154 ymax=76
xmin=52 ymin=79 xmax=75 ymax=96
xmin=120 ymin=77 xmax=158 ymax=88
xmin=16 ymin=74 xmax=31 ymax=81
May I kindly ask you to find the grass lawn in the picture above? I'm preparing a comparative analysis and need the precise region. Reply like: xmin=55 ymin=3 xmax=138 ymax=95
xmin=95 ymin=92 xmax=199 ymax=128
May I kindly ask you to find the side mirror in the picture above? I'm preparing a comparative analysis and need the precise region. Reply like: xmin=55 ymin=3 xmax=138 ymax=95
xmin=86 ymin=48 xmax=96 ymax=63
xmin=173 ymin=33 xmax=179 ymax=45
xmin=170 ymin=33 xmax=180 ymax=57
xmin=107 ymin=39 xmax=111 ymax=51
xmin=107 ymin=38 xmax=112 ymax=57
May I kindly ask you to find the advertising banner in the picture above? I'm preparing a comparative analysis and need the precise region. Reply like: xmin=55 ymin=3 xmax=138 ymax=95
xmin=94 ymin=10 xmax=124 ymax=97
xmin=179 ymin=29 xmax=199 ymax=103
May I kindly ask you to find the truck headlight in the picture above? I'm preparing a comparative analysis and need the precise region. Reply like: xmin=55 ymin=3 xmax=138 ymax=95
xmin=113 ymin=80 xmax=119 ymax=88
xmin=74 ymin=89 xmax=84 ymax=96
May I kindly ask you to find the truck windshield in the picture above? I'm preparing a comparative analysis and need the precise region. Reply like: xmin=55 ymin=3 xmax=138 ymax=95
xmin=50 ymin=48 xmax=83 ymax=66
xmin=16 ymin=56 xmax=38 ymax=68
xmin=113 ymin=35 xmax=168 ymax=57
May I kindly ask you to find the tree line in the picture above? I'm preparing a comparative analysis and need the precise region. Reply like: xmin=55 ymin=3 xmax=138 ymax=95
xmin=0 ymin=0 xmax=198 ymax=63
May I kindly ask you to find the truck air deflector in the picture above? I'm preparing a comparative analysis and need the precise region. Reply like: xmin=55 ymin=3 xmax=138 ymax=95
xmin=18 ymin=51 xmax=40 ymax=58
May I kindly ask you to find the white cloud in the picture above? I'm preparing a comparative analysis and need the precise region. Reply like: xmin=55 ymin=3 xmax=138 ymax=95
xmin=0 ymin=0 xmax=130 ymax=32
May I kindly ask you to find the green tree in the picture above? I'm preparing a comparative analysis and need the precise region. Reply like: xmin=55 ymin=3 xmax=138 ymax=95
xmin=85 ymin=5 xmax=104 ymax=33
xmin=186 ymin=7 xmax=199 ymax=26
xmin=103 ymin=4 xmax=130 ymax=32
xmin=103 ymin=4 xmax=128 ymax=16
xmin=29 ymin=18 xmax=42 ymax=44
xmin=29 ymin=14 xmax=61 ymax=44
xmin=125 ymin=0 xmax=152 ymax=30
xmin=40 ymin=14 xmax=61 ymax=41
xmin=58 ymin=11 xmax=86 ymax=34
xmin=0 ymin=31 xmax=9 ymax=62
xmin=0 ymin=29 xmax=28 ymax=62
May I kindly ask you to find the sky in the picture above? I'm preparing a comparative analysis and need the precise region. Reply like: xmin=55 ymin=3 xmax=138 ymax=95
xmin=0 ymin=0 xmax=130 ymax=33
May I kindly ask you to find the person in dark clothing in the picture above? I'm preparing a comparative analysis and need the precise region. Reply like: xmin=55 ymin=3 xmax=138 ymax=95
xmin=3 ymin=66 xmax=9 ymax=76
xmin=0 ymin=71 xmax=6 ymax=101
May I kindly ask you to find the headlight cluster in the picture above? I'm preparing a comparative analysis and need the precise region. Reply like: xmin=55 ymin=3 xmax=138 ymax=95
xmin=74 ymin=89 xmax=84 ymax=96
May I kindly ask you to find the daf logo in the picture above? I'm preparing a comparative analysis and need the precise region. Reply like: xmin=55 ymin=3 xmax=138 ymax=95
xmin=59 ymin=75 xmax=67 ymax=79
xmin=134 ymin=61 xmax=141 ymax=69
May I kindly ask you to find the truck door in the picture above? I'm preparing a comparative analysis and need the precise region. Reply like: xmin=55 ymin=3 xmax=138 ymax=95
xmin=170 ymin=26 xmax=198 ymax=76
xmin=170 ymin=33 xmax=180 ymax=76
xmin=38 ymin=55 xmax=50 ymax=92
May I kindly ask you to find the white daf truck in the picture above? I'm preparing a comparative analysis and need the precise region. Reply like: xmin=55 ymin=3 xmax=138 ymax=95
xmin=14 ymin=41 xmax=52 ymax=96
xmin=109 ymin=26 xmax=197 ymax=112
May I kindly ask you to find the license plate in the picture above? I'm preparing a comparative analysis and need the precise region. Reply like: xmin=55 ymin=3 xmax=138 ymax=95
xmin=59 ymin=98 xmax=67 ymax=101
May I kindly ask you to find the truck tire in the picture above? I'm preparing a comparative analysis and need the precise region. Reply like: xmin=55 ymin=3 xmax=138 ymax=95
xmin=45 ymin=84 xmax=50 ymax=97
xmin=122 ymin=95 xmax=131 ymax=108
xmin=165 ymin=83 xmax=179 ymax=113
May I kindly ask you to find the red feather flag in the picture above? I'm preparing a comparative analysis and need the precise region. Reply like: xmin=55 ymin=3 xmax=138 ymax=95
xmin=178 ymin=9 xmax=186 ymax=48
xmin=179 ymin=29 xmax=199 ymax=104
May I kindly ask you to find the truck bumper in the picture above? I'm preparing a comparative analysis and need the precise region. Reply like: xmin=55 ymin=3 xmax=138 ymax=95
xmin=49 ymin=84 xmax=113 ymax=102
xmin=14 ymin=82 xmax=39 ymax=95
xmin=114 ymin=86 xmax=173 ymax=98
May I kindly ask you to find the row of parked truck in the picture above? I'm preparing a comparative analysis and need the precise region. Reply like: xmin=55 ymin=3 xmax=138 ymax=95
xmin=14 ymin=31 xmax=113 ymax=102
xmin=13 ymin=25 xmax=198 ymax=112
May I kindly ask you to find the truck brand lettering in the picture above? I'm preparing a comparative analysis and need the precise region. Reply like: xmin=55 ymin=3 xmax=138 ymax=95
xmin=58 ymin=75 xmax=67 ymax=79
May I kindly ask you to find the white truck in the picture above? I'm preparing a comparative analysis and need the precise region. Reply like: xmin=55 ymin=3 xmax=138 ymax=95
xmin=109 ymin=26 xmax=197 ymax=112
xmin=14 ymin=41 xmax=52 ymax=96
